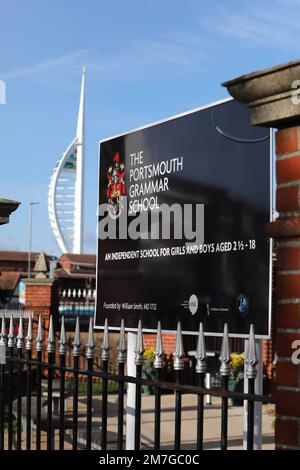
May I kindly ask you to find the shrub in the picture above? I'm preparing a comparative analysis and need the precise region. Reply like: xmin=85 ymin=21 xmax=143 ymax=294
xmin=230 ymin=353 xmax=244 ymax=382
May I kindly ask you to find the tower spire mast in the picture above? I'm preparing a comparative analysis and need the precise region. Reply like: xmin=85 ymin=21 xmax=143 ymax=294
xmin=73 ymin=66 xmax=85 ymax=253
xmin=48 ymin=67 xmax=86 ymax=254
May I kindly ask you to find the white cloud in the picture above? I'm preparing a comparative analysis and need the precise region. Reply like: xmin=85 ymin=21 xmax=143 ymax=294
xmin=1 ymin=4 xmax=299 ymax=87
xmin=4 ymin=4 xmax=297 ymax=88
xmin=0 ymin=239 xmax=21 ymax=251
xmin=200 ymin=2 xmax=300 ymax=49
xmin=1 ymin=49 xmax=87 ymax=80
xmin=0 ymin=32 xmax=211 ymax=85
xmin=86 ymin=33 xmax=209 ymax=81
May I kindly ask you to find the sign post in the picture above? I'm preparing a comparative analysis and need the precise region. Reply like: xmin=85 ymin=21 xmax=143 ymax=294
xmin=125 ymin=332 xmax=137 ymax=450
xmin=243 ymin=339 xmax=263 ymax=450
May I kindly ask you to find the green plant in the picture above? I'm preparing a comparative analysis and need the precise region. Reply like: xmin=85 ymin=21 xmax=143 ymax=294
xmin=143 ymin=347 xmax=174 ymax=374
xmin=142 ymin=347 xmax=174 ymax=395
xmin=228 ymin=353 xmax=245 ymax=406
xmin=230 ymin=353 xmax=244 ymax=382
xmin=77 ymin=380 xmax=119 ymax=396
xmin=143 ymin=347 xmax=155 ymax=375
xmin=164 ymin=353 xmax=174 ymax=372
xmin=3 ymin=405 xmax=17 ymax=432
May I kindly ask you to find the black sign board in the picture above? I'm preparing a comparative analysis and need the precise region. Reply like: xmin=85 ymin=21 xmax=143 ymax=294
xmin=95 ymin=98 xmax=272 ymax=338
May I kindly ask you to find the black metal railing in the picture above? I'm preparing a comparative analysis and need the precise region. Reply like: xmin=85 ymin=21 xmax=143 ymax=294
xmin=0 ymin=313 xmax=273 ymax=451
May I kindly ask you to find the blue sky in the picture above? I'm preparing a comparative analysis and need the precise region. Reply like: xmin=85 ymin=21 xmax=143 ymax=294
xmin=0 ymin=0 xmax=298 ymax=255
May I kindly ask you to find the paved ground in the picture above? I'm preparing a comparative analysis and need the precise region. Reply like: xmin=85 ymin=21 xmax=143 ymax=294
xmin=8 ymin=393 xmax=275 ymax=450
xmin=73 ymin=393 xmax=275 ymax=450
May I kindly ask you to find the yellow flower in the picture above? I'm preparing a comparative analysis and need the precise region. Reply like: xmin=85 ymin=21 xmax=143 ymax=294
xmin=230 ymin=353 xmax=244 ymax=377
xmin=144 ymin=347 xmax=155 ymax=364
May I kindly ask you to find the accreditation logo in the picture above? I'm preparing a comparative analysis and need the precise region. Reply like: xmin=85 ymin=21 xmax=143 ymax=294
xmin=106 ymin=152 xmax=126 ymax=218
xmin=182 ymin=294 xmax=199 ymax=315
xmin=236 ymin=293 xmax=249 ymax=317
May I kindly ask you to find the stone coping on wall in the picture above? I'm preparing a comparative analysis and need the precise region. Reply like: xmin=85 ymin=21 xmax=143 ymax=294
xmin=0 ymin=198 xmax=20 ymax=225
xmin=222 ymin=58 xmax=300 ymax=127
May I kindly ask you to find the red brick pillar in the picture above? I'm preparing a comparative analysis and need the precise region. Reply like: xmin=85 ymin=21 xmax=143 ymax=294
xmin=223 ymin=58 xmax=300 ymax=451
xmin=144 ymin=333 xmax=176 ymax=355
xmin=268 ymin=127 xmax=300 ymax=449
xmin=24 ymin=279 xmax=59 ymax=351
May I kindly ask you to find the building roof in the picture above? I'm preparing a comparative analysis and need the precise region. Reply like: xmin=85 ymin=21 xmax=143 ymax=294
xmin=0 ymin=271 xmax=21 ymax=291
xmin=54 ymin=268 xmax=96 ymax=279
xmin=55 ymin=253 xmax=96 ymax=279
xmin=0 ymin=251 xmax=40 ymax=262
xmin=59 ymin=253 xmax=96 ymax=265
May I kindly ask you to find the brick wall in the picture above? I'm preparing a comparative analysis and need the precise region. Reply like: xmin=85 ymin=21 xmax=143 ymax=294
xmin=262 ymin=254 xmax=277 ymax=388
xmin=144 ymin=333 xmax=176 ymax=356
xmin=24 ymin=279 xmax=59 ymax=356
xmin=270 ymin=127 xmax=300 ymax=449
xmin=25 ymin=283 xmax=52 ymax=307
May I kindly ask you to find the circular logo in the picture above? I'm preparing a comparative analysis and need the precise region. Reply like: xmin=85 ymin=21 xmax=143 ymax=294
xmin=188 ymin=294 xmax=198 ymax=315
xmin=236 ymin=294 xmax=249 ymax=317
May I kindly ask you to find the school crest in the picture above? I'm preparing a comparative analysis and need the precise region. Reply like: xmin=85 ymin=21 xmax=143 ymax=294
xmin=106 ymin=152 xmax=126 ymax=218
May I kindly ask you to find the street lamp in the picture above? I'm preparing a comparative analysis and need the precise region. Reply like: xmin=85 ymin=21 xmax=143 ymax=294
xmin=28 ymin=202 xmax=40 ymax=279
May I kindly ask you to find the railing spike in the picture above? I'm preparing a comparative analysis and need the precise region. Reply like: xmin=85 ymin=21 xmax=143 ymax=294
xmin=8 ymin=314 xmax=14 ymax=348
xmin=0 ymin=317 xmax=6 ymax=346
xmin=73 ymin=316 xmax=81 ymax=357
xmin=16 ymin=311 xmax=24 ymax=350
xmin=245 ymin=324 xmax=258 ymax=379
xmin=134 ymin=320 xmax=144 ymax=366
xmin=101 ymin=318 xmax=110 ymax=361
xmin=219 ymin=323 xmax=231 ymax=376
xmin=59 ymin=316 xmax=66 ymax=355
xmin=47 ymin=315 xmax=55 ymax=354
xmin=26 ymin=313 xmax=33 ymax=351
xmin=195 ymin=322 xmax=207 ymax=374
xmin=117 ymin=319 xmax=127 ymax=364
xmin=174 ymin=321 xmax=185 ymax=370
xmin=36 ymin=314 xmax=43 ymax=352
xmin=86 ymin=317 xmax=95 ymax=359
xmin=154 ymin=321 xmax=164 ymax=369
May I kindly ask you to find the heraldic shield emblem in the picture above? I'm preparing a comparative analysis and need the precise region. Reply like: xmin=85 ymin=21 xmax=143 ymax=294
xmin=106 ymin=152 xmax=126 ymax=218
